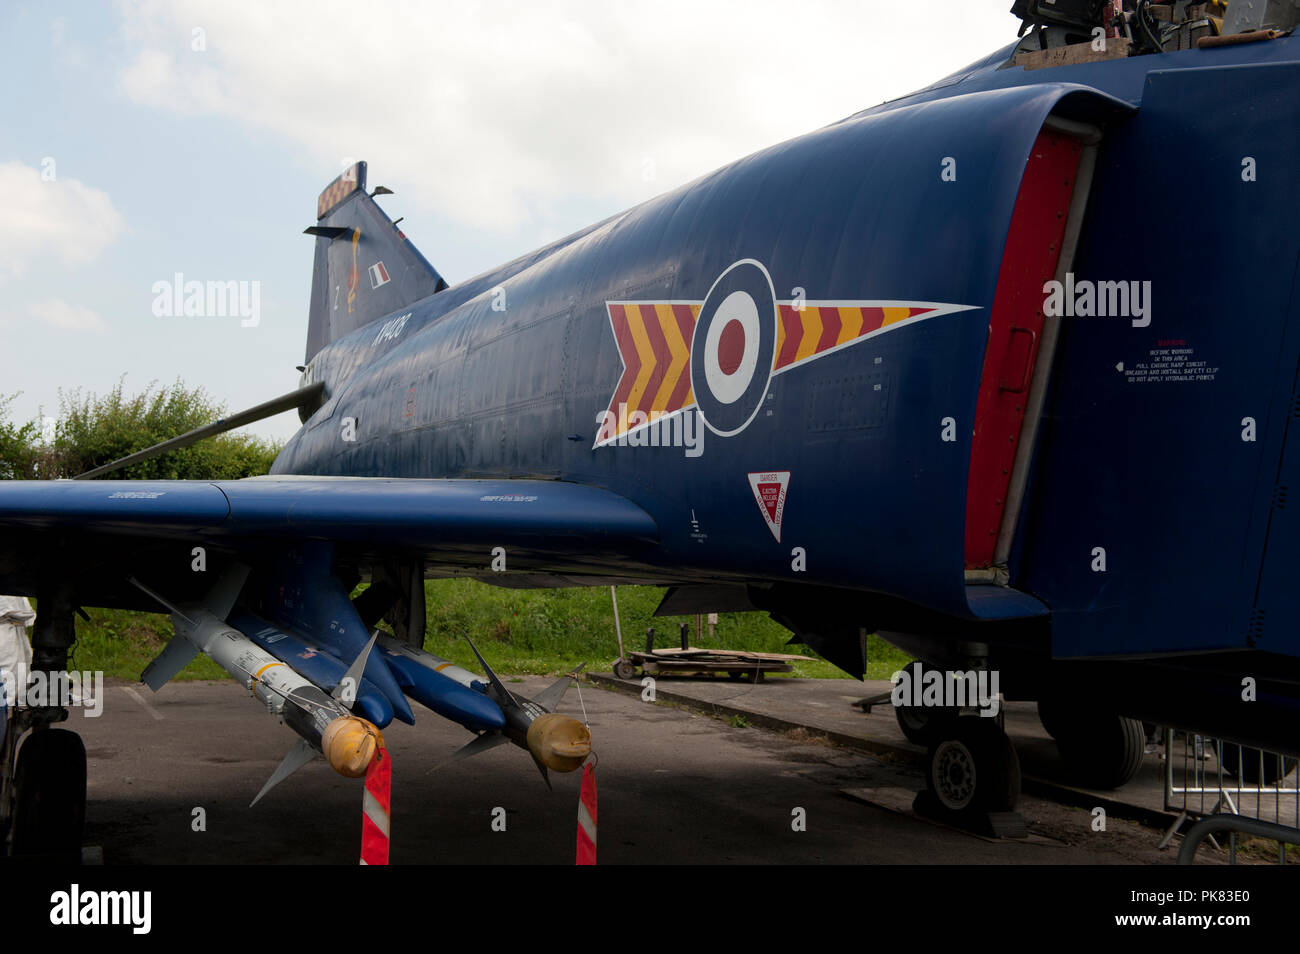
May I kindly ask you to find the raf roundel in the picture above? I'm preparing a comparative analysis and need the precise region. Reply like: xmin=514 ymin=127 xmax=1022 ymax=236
xmin=689 ymin=259 xmax=777 ymax=437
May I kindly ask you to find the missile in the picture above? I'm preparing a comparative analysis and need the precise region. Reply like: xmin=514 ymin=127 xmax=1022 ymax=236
xmin=229 ymin=609 xmax=396 ymax=728
xmin=377 ymin=635 xmax=486 ymax=691
xmin=258 ymin=544 xmax=415 ymax=725
xmin=376 ymin=634 xmax=505 ymax=732
xmin=438 ymin=635 xmax=591 ymax=785
xmin=134 ymin=571 xmax=384 ymax=802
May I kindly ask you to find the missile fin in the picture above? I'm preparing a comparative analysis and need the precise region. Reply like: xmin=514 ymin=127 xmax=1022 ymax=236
xmin=251 ymin=738 xmax=318 ymax=807
xmin=334 ymin=630 xmax=380 ymax=709
xmin=463 ymin=634 xmax=518 ymax=708
xmin=140 ymin=636 xmax=200 ymax=691
xmin=531 ymin=754 xmax=552 ymax=791
xmin=532 ymin=664 xmax=586 ymax=712
xmin=432 ymin=731 xmax=509 ymax=771
xmin=201 ymin=564 xmax=251 ymax=620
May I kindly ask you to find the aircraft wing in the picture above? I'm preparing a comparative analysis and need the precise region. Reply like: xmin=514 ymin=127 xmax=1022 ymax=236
xmin=0 ymin=476 xmax=626 ymax=813
xmin=0 ymin=476 xmax=660 ymax=607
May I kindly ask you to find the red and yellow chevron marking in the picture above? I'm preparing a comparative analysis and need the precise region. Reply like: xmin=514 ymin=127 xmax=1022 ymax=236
xmin=318 ymin=163 xmax=363 ymax=220
xmin=597 ymin=296 xmax=961 ymax=444
xmin=774 ymin=303 xmax=934 ymax=371
xmin=604 ymin=302 xmax=700 ymax=436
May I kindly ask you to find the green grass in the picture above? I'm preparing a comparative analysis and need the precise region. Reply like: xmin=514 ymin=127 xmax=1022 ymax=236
xmin=66 ymin=578 xmax=910 ymax=682
xmin=68 ymin=607 xmax=227 ymax=681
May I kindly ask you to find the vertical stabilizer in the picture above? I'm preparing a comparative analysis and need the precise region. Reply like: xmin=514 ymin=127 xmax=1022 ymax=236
xmin=303 ymin=161 xmax=447 ymax=363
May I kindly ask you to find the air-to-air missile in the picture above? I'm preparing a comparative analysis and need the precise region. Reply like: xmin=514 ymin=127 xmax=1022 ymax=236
xmin=229 ymin=609 xmax=398 ymax=728
xmin=134 ymin=569 xmax=384 ymax=803
xmin=134 ymin=566 xmax=589 ymax=797
xmin=418 ymin=634 xmax=592 ymax=785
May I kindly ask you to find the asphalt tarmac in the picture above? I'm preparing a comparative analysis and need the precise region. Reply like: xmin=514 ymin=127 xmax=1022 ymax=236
xmin=60 ymin=674 xmax=1208 ymax=864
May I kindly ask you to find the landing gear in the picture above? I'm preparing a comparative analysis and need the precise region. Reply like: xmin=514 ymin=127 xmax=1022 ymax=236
xmin=8 ymin=727 xmax=86 ymax=858
xmin=1037 ymin=699 xmax=1144 ymax=789
xmin=893 ymin=660 xmax=960 ymax=745
xmin=2 ymin=582 xmax=88 ymax=859
xmin=922 ymin=716 xmax=1021 ymax=816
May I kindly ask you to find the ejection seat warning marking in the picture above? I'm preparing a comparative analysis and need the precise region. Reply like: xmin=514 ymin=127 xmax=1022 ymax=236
xmin=748 ymin=471 xmax=790 ymax=542
xmin=1122 ymin=345 xmax=1217 ymax=384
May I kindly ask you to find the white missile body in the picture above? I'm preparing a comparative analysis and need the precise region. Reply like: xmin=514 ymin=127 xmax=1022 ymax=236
xmin=179 ymin=608 xmax=337 ymax=717
xmin=136 ymin=571 xmax=384 ymax=795
xmin=376 ymin=633 xmax=482 ymax=688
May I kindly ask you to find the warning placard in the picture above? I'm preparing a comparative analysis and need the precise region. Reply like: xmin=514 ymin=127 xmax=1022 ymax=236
xmin=747 ymin=471 xmax=790 ymax=542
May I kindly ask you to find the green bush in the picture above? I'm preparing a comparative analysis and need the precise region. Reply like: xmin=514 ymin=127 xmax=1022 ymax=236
xmin=0 ymin=394 xmax=43 ymax=479
xmin=0 ymin=380 xmax=280 ymax=480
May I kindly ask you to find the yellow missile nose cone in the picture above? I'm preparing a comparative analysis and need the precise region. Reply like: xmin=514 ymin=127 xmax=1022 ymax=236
xmin=526 ymin=713 xmax=592 ymax=772
xmin=322 ymin=715 xmax=384 ymax=778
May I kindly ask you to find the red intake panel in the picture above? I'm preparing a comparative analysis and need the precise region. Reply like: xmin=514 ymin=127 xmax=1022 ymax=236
xmin=964 ymin=129 xmax=1083 ymax=568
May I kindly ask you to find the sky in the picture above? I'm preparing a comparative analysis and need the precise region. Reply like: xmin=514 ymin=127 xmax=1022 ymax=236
xmin=0 ymin=0 xmax=1017 ymax=443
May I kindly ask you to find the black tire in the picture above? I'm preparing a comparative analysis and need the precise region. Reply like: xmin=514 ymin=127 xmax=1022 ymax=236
xmin=10 ymin=728 xmax=86 ymax=858
xmin=612 ymin=660 xmax=637 ymax=681
xmin=896 ymin=701 xmax=961 ymax=746
xmin=1036 ymin=698 xmax=1069 ymax=741
xmin=1219 ymin=745 xmax=1297 ymax=785
xmin=926 ymin=717 xmax=1021 ymax=814
xmin=1053 ymin=713 xmax=1146 ymax=790
xmin=894 ymin=660 xmax=961 ymax=745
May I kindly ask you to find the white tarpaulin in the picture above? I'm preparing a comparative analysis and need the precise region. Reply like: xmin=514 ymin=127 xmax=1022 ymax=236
xmin=0 ymin=596 xmax=34 ymax=704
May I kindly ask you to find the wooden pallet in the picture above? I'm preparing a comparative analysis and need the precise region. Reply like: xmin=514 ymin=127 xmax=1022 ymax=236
xmin=626 ymin=647 xmax=812 ymax=682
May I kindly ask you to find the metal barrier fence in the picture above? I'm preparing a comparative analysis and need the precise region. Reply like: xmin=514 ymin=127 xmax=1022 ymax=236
xmin=1161 ymin=728 xmax=1299 ymax=864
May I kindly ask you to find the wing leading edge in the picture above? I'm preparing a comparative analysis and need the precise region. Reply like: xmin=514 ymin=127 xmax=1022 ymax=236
xmin=0 ymin=475 xmax=658 ymax=550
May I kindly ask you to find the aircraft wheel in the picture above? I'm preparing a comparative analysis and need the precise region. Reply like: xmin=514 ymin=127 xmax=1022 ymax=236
xmin=896 ymin=701 xmax=960 ymax=746
xmin=1050 ymin=711 xmax=1145 ymax=790
xmin=894 ymin=660 xmax=959 ymax=745
xmin=1036 ymin=698 xmax=1069 ymax=740
xmin=10 ymin=728 xmax=86 ymax=858
xmin=926 ymin=717 xmax=1020 ymax=814
xmin=1219 ymin=745 xmax=1297 ymax=786
xmin=613 ymin=660 xmax=637 ymax=681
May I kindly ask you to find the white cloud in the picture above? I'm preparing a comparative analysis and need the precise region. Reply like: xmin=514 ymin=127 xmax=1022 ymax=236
xmin=29 ymin=299 xmax=108 ymax=333
xmin=0 ymin=161 xmax=126 ymax=280
xmin=114 ymin=0 xmax=1015 ymax=235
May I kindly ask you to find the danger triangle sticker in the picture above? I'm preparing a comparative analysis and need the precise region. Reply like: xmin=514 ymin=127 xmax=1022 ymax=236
xmin=747 ymin=471 xmax=790 ymax=542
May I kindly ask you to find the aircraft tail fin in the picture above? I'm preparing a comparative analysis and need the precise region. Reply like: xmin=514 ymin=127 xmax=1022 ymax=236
xmin=303 ymin=161 xmax=448 ymax=363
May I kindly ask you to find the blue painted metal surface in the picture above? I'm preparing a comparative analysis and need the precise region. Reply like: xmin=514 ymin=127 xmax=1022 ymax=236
xmin=0 ymin=480 xmax=229 ymax=536
xmin=229 ymin=610 xmax=395 ymax=728
xmin=255 ymin=543 xmax=415 ymax=725
xmin=269 ymin=82 xmax=1132 ymax=619
xmin=1014 ymin=60 xmax=1300 ymax=659
xmin=0 ymin=30 xmax=1297 ymax=755
xmin=0 ymin=477 xmax=657 ymax=552
xmin=376 ymin=648 xmax=504 ymax=733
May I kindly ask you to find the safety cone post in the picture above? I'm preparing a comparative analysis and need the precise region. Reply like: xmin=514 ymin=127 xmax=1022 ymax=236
xmin=361 ymin=745 xmax=391 ymax=865
xmin=576 ymin=760 xmax=597 ymax=865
